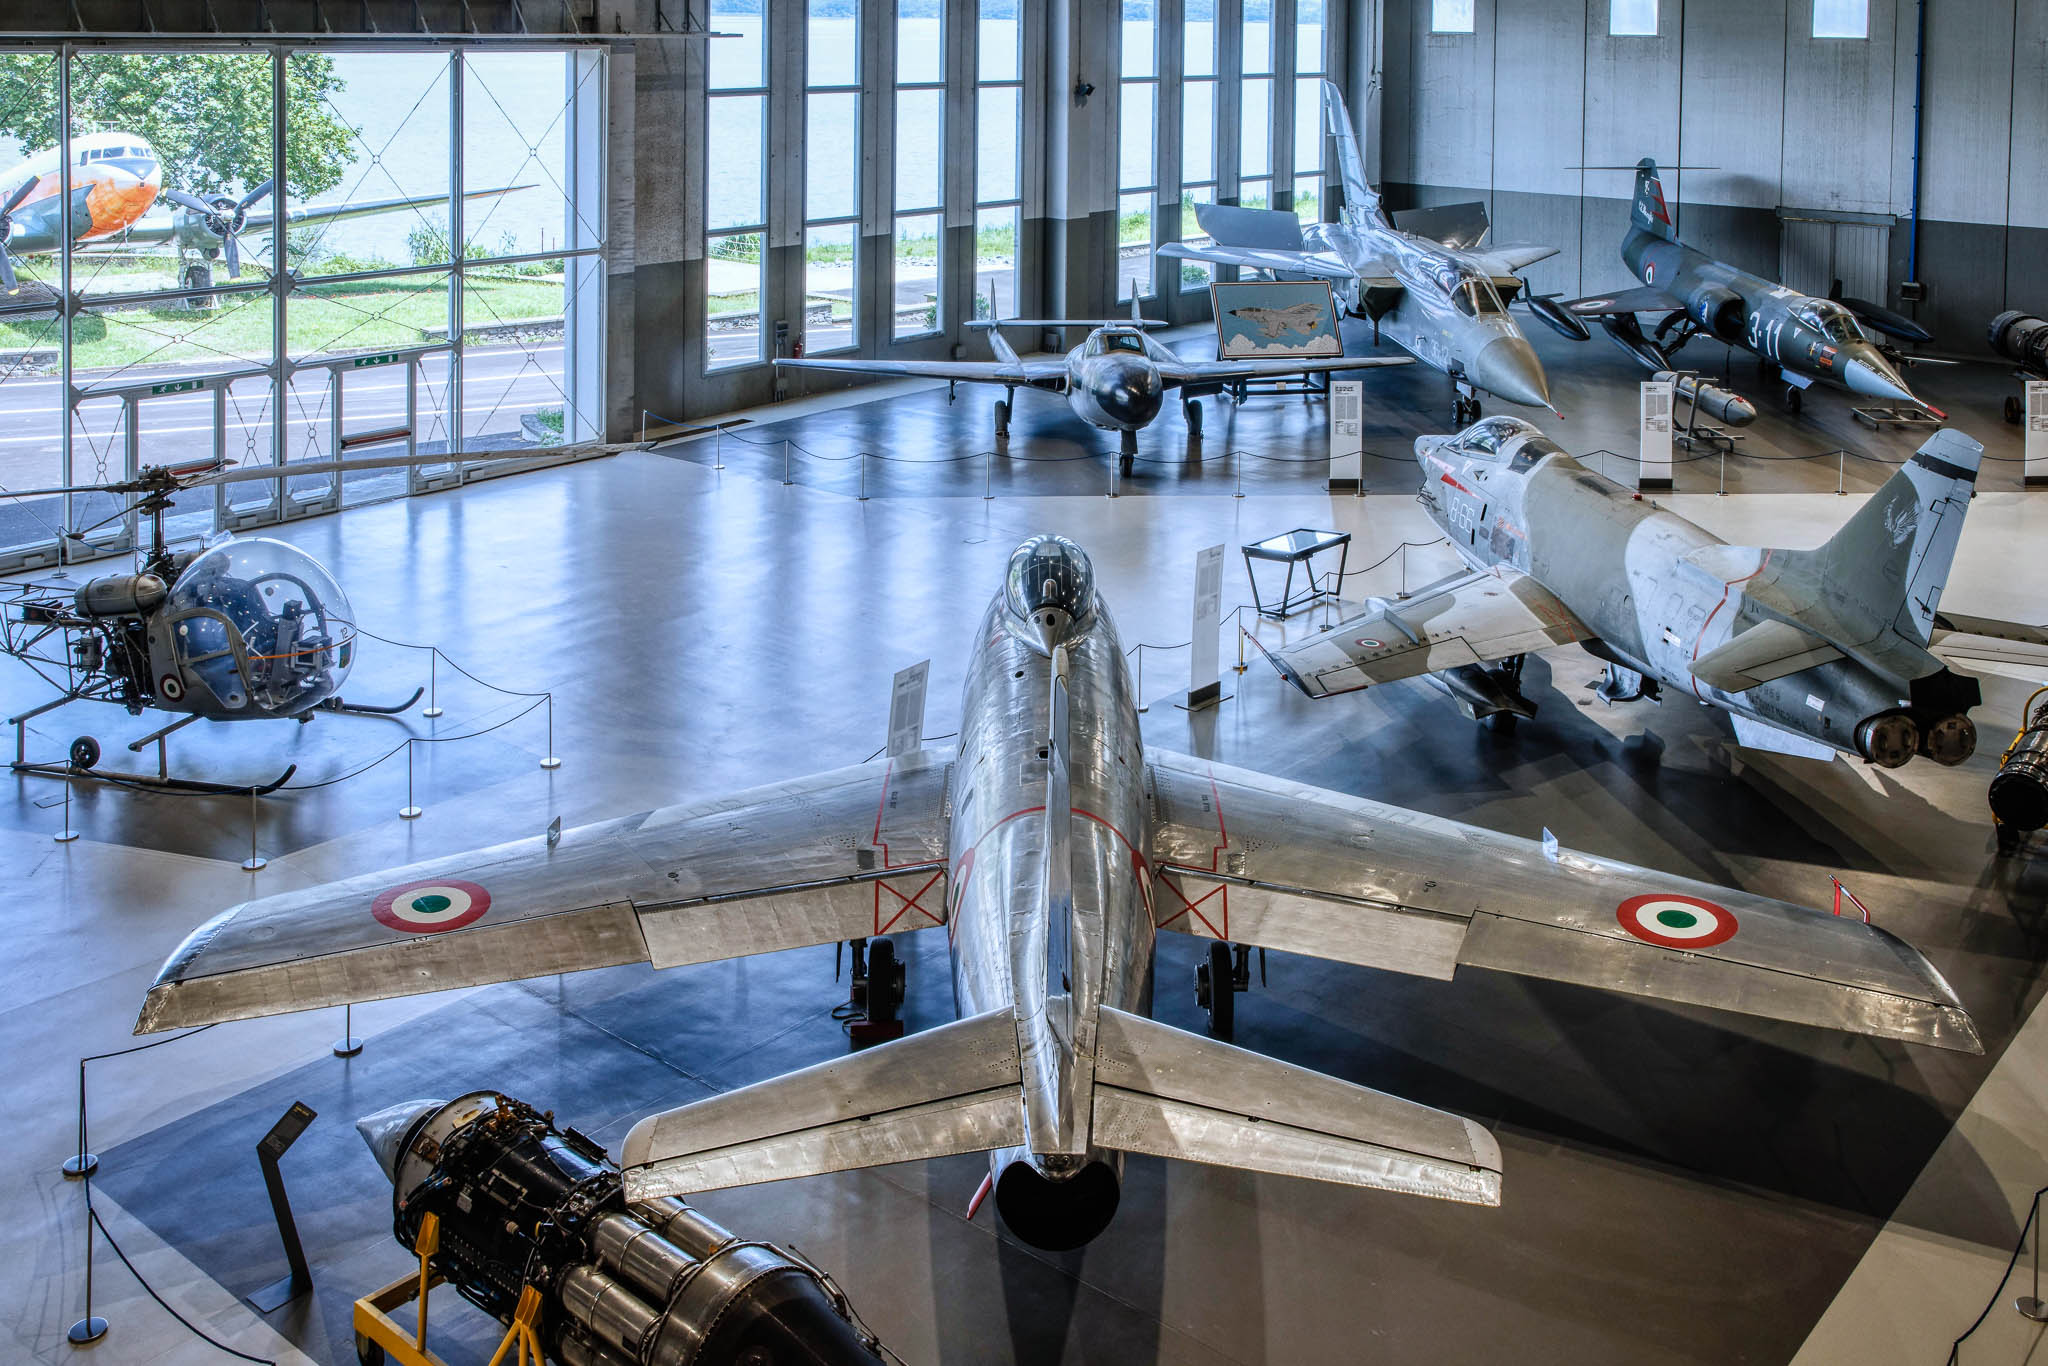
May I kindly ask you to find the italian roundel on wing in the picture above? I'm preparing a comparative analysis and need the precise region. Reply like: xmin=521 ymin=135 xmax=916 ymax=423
xmin=1615 ymin=892 xmax=1738 ymax=949
xmin=373 ymin=878 xmax=492 ymax=934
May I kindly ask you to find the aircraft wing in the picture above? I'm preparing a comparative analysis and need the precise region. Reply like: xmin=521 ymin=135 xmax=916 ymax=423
xmin=1144 ymin=750 xmax=1980 ymax=1053
xmin=776 ymin=357 xmax=1068 ymax=390
xmin=1470 ymin=242 xmax=1560 ymax=274
xmin=1255 ymin=568 xmax=1591 ymax=700
xmin=109 ymin=185 xmax=534 ymax=250
xmin=1158 ymin=354 xmax=1413 ymax=387
xmin=134 ymin=751 xmax=953 ymax=1033
xmin=1156 ymin=240 xmax=1359 ymax=283
xmin=1563 ymin=285 xmax=1685 ymax=317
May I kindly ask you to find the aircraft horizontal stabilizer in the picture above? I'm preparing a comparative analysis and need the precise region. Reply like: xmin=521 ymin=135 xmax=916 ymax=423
xmin=622 ymin=1008 xmax=1024 ymax=1202
xmin=1689 ymin=618 xmax=1842 ymax=692
xmin=1091 ymin=1007 xmax=1501 ymax=1205
xmin=1562 ymin=285 xmax=1685 ymax=317
xmin=1193 ymin=200 xmax=1309 ymax=251
xmin=1729 ymin=714 xmax=1840 ymax=762
xmin=1157 ymin=239 xmax=1359 ymax=283
xmin=1391 ymin=201 xmax=1491 ymax=251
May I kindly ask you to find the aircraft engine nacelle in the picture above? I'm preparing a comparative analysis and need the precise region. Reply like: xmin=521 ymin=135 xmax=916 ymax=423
xmin=1686 ymin=286 xmax=1747 ymax=343
xmin=989 ymin=1145 xmax=1122 ymax=1252
xmin=360 ymin=1092 xmax=887 ymax=1366
xmin=1856 ymin=711 xmax=1919 ymax=769
xmin=1989 ymin=311 xmax=2048 ymax=375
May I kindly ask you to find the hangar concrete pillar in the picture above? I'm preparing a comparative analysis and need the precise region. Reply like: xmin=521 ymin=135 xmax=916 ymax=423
xmin=1043 ymin=0 xmax=1121 ymax=321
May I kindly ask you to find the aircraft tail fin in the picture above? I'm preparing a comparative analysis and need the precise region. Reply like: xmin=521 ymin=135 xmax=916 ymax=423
xmin=1630 ymin=159 xmax=1676 ymax=240
xmin=622 ymin=1008 xmax=1025 ymax=1201
xmin=986 ymin=325 xmax=1022 ymax=367
xmin=1091 ymin=1007 xmax=1502 ymax=1205
xmin=1320 ymin=79 xmax=1388 ymax=229
xmin=1798 ymin=429 xmax=1981 ymax=647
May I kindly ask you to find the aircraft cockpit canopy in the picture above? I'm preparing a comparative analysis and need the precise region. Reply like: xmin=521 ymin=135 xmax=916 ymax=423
xmin=1448 ymin=275 xmax=1507 ymax=318
xmin=1450 ymin=416 xmax=1563 ymax=469
xmin=1005 ymin=536 xmax=1097 ymax=640
xmin=1091 ymin=329 xmax=1148 ymax=356
xmin=162 ymin=538 xmax=355 ymax=716
xmin=1796 ymin=299 xmax=1867 ymax=345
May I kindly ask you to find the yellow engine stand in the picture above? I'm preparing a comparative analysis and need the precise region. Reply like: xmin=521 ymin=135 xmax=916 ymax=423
xmin=352 ymin=1214 xmax=546 ymax=1366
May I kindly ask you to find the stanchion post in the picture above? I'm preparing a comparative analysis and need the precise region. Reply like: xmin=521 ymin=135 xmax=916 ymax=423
xmin=714 ymin=427 xmax=725 ymax=470
xmin=241 ymin=787 xmax=266 ymax=871
xmin=2019 ymin=1191 xmax=2048 ymax=1321
xmin=984 ymin=449 xmax=993 ymax=500
xmin=400 ymin=739 xmax=423 ymax=820
xmin=333 ymin=1002 xmax=362 ymax=1059
xmin=1235 ymin=623 xmax=1247 ymax=674
xmin=1135 ymin=646 xmax=1147 ymax=714
xmin=423 ymin=650 xmax=443 ymax=718
xmin=1398 ymin=543 xmax=1412 ymax=599
xmin=1837 ymin=450 xmax=1847 ymax=495
xmin=1718 ymin=449 xmax=1726 ymax=496
xmin=1234 ymin=456 xmax=1244 ymax=500
xmin=62 ymin=1060 xmax=96 ymax=1179
xmin=54 ymin=777 xmax=78 ymax=843
xmin=540 ymin=695 xmax=562 ymax=770
xmin=858 ymin=451 xmax=868 ymax=501
xmin=68 ymin=1205 xmax=105 ymax=1345
xmin=782 ymin=439 xmax=793 ymax=486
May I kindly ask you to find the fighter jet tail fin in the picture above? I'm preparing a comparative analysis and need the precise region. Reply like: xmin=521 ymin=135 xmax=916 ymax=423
xmin=1091 ymin=1008 xmax=1502 ymax=1206
xmin=1630 ymin=159 xmax=1676 ymax=241
xmin=1800 ymin=428 xmax=1981 ymax=647
xmin=1320 ymin=79 xmax=1389 ymax=230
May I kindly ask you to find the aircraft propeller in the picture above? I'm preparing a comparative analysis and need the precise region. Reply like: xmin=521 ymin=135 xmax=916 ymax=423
xmin=0 ymin=175 xmax=42 ymax=293
xmin=162 ymin=179 xmax=275 ymax=279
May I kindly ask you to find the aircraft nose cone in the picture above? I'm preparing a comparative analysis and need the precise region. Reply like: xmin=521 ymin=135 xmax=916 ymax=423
xmin=1842 ymin=350 xmax=1919 ymax=407
xmin=1469 ymin=336 xmax=1551 ymax=409
xmin=1096 ymin=358 xmax=1163 ymax=426
xmin=356 ymin=1099 xmax=444 ymax=1185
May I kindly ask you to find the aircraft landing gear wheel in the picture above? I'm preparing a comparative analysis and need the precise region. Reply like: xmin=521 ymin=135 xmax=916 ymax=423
xmin=69 ymin=736 xmax=99 ymax=770
xmin=867 ymin=937 xmax=905 ymax=1015
xmin=1184 ymin=399 xmax=1203 ymax=436
xmin=2007 ymin=395 xmax=2025 ymax=425
xmin=1483 ymin=711 xmax=1518 ymax=735
xmin=355 ymin=1331 xmax=386 ymax=1366
xmin=994 ymin=398 xmax=1010 ymax=439
xmin=1783 ymin=385 xmax=1803 ymax=414
xmin=1195 ymin=940 xmax=1235 ymax=1042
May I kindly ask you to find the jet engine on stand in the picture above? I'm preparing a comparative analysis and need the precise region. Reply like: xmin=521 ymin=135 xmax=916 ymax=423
xmin=1991 ymin=690 xmax=2048 ymax=855
xmin=356 ymin=1092 xmax=889 ymax=1366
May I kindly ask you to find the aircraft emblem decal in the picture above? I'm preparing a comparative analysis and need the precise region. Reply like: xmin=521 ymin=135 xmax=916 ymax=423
xmin=1884 ymin=493 xmax=1916 ymax=547
xmin=1356 ymin=637 xmax=1385 ymax=649
xmin=373 ymin=878 xmax=492 ymax=934
xmin=1615 ymin=893 xmax=1738 ymax=949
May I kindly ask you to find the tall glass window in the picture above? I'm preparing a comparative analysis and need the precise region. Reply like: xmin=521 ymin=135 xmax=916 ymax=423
xmin=1292 ymin=0 xmax=1326 ymax=224
xmin=1431 ymin=0 xmax=1475 ymax=33
xmin=1813 ymin=0 xmax=1868 ymax=38
xmin=895 ymin=1 xmax=946 ymax=338
xmin=1118 ymin=0 xmax=1159 ymax=302
xmin=1240 ymin=0 xmax=1273 ymax=211
xmin=1178 ymin=0 xmax=1218 ymax=292
xmin=805 ymin=0 xmax=861 ymax=353
xmin=1610 ymin=0 xmax=1658 ymax=36
xmin=975 ymin=0 xmax=1023 ymax=321
xmin=706 ymin=0 xmax=768 ymax=370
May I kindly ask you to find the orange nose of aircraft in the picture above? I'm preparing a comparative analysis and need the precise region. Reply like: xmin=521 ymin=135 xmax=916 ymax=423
xmin=80 ymin=156 xmax=162 ymax=239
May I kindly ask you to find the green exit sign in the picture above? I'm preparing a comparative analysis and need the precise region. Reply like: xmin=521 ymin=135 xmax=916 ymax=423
xmin=149 ymin=379 xmax=204 ymax=396
xmin=351 ymin=352 xmax=403 ymax=369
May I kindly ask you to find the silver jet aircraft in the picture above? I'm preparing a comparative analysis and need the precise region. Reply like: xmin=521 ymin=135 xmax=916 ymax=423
xmin=1161 ymin=80 xmax=1575 ymax=425
xmin=1564 ymin=161 xmax=1937 ymax=417
xmin=775 ymin=300 xmax=1408 ymax=475
xmin=1260 ymin=418 xmax=2028 ymax=773
xmin=137 ymin=536 xmax=1978 ymax=1252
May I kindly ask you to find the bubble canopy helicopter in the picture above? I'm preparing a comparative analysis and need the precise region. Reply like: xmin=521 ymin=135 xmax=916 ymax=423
xmin=1 ymin=457 xmax=429 ymax=793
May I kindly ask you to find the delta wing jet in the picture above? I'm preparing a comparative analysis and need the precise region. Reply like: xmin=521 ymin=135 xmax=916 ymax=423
xmin=1261 ymin=418 xmax=2037 ymax=776
xmin=1564 ymin=161 xmax=1939 ymax=416
xmin=1160 ymin=80 xmax=1580 ymax=425
xmin=774 ymin=300 xmax=1408 ymax=475
xmin=138 ymin=535 xmax=1977 ymax=1253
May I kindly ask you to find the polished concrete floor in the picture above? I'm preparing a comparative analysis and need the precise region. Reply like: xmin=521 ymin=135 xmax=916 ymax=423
xmin=5 ymin=351 xmax=2048 ymax=1366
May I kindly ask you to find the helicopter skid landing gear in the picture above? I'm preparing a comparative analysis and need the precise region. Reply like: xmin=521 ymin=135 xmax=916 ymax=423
xmin=317 ymin=686 xmax=427 ymax=718
xmin=11 ymin=752 xmax=298 ymax=796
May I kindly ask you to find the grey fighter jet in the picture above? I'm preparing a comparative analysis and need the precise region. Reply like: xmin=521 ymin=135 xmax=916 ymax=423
xmin=1260 ymin=418 xmax=2026 ymax=774
xmin=1565 ymin=161 xmax=1938 ymax=416
xmin=1160 ymin=80 xmax=1572 ymax=425
xmin=1229 ymin=301 xmax=1327 ymax=339
xmin=774 ymin=299 xmax=1408 ymax=475
xmin=137 ymin=535 xmax=1977 ymax=1255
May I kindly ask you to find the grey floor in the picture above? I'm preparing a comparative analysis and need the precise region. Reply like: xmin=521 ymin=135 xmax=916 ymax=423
xmin=5 ymin=343 xmax=2045 ymax=1366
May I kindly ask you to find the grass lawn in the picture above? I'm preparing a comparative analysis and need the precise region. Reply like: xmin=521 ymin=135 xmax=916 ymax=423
xmin=0 ymin=274 xmax=565 ymax=377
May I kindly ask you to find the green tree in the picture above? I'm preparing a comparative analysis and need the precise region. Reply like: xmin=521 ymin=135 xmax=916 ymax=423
xmin=0 ymin=51 xmax=355 ymax=202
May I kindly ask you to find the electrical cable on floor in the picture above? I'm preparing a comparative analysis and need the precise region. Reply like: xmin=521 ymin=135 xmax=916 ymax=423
xmin=83 ymin=1200 xmax=276 ymax=1365
xmin=1946 ymin=1184 xmax=2048 ymax=1363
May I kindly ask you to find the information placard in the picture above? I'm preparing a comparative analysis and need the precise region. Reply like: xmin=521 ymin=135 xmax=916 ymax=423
xmin=1639 ymin=379 xmax=1674 ymax=490
xmin=2027 ymin=381 xmax=2048 ymax=488
xmin=1187 ymin=545 xmax=1225 ymax=710
xmin=1328 ymin=378 xmax=1364 ymax=489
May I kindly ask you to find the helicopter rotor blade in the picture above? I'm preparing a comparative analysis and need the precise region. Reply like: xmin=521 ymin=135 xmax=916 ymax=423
xmin=184 ymin=441 xmax=644 ymax=487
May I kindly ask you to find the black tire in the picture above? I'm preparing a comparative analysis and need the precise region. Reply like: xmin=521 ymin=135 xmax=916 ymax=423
xmin=70 ymin=736 xmax=99 ymax=770
xmin=1205 ymin=941 xmax=1234 ymax=1041
xmin=1184 ymin=399 xmax=1203 ymax=436
xmin=1784 ymin=385 xmax=1803 ymax=414
xmin=355 ymin=1332 xmax=386 ymax=1366
xmin=1483 ymin=711 xmax=1518 ymax=735
xmin=1119 ymin=453 xmax=1134 ymax=477
xmin=1470 ymin=399 xmax=1483 ymax=418
xmin=2007 ymin=395 xmax=2025 ymax=425
xmin=994 ymin=399 xmax=1010 ymax=436
xmin=867 ymin=937 xmax=901 ymax=1019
